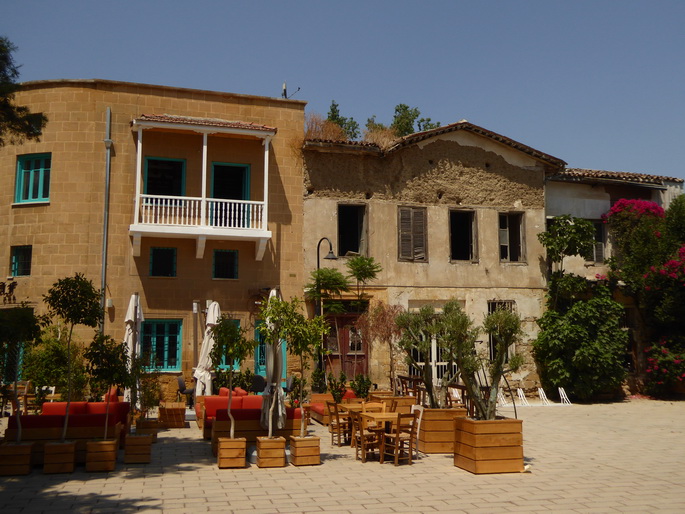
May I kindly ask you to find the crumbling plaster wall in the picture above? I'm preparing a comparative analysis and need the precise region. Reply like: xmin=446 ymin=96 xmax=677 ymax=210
xmin=303 ymin=134 xmax=556 ymax=391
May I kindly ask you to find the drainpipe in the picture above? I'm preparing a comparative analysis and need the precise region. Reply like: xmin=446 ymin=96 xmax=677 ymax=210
xmin=101 ymin=107 xmax=113 ymax=333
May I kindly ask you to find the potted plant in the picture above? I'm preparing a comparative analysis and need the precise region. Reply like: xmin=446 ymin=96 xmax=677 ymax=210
xmin=447 ymin=301 xmax=526 ymax=474
xmin=134 ymin=365 xmax=163 ymax=442
xmin=395 ymin=303 xmax=468 ymax=454
xmin=210 ymin=314 xmax=255 ymax=468
xmin=327 ymin=370 xmax=347 ymax=404
xmin=0 ymin=307 xmax=41 ymax=475
xmin=84 ymin=334 xmax=131 ymax=472
xmin=42 ymin=273 xmax=102 ymax=473
xmin=349 ymin=373 xmax=372 ymax=401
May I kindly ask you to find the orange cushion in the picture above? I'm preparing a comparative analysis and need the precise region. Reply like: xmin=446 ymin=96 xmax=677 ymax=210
xmin=241 ymin=395 xmax=263 ymax=409
xmin=219 ymin=387 xmax=230 ymax=396
xmin=233 ymin=387 xmax=248 ymax=397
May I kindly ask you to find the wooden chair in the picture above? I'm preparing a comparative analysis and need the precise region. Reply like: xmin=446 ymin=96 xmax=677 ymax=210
xmin=410 ymin=404 xmax=424 ymax=459
xmin=326 ymin=401 xmax=349 ymax=447
xmin=361 ymin=402 xmax=385 ymax=413
xmin=355 ymin=412 xmax=381 ymax=462
xmin=380 ymin=411 xmax=419 ymax=466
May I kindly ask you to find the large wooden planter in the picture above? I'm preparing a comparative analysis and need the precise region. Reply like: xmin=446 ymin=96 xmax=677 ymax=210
xmin=124 ymin=434 xmax=153 ymax=464
xmin=256 ymin=436 xmax=286 ymax=468
xmin=159 ymin=402 xmax=186 ymax=428
xmin=0 ymin=442 xmax=34 ymax=475
xmin=418 ymin=407 xmax=468 ymax=454
xmin=454 ymin=417 xmax=524 ymax=474
xmin=136 ymin=419 xmax=162 ymax=442
xmin=44 ymin=441 xmax=76 ymax=474
xmin=289 ymin=435 xmax=320 ymax=466
xmin=217 ymin=437 xmax=247 ymax=469
xmin=86 ymin=439 xmax=118 ymax=472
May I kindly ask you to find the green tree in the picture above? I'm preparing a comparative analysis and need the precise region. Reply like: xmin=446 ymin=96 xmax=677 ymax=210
xmin=210 ymin=315 xmax=256 ymax=438
xmin=0 ymin=37 xmax=47 ymax=147
xmin=43 ymin=273 xmax=103 ymax=441
xmin=537 ymin=215 xmax=595 ymax=273
xmin=305 ymin=267 xmax=350 ymax=314
xmin=0 ymin=306 xmax=42 ymax=442
xmin=391 ymin=104 xmax=441 ymax=137
xmin=85 ymin=334 xmax=131 ymax=439
xmin=327 ymin=100 xmax=360 ymax=140
xmin=346 ymin=255 xmax=382 ymax=311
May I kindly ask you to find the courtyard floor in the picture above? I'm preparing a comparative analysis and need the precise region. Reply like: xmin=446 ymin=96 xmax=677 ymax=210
xmin=0 ymin=397 xmax=684 ymax=513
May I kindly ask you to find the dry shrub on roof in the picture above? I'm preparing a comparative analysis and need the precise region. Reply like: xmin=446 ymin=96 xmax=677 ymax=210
xmin=363 ymin=127 xmax=397 ymax=151
xmin=305 ymin=113 xmax=348 ymax=141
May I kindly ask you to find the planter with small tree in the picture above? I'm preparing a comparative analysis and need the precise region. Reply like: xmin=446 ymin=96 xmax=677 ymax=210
xmin=447 ymin=301 xmax=525 ymax=474
xmin=211 ymin=314 xmax=255 ymax=469
xmin=42 ymin=273 xmax=103 ymax=473
xmin=84 ymin=334 xmax=131 ymax=472
xmin=0 ymin=307 xmax=41 ymax=475
xmin=395 ymin=303 xmax=468 ymax=454
xmin=134 ymin=366 xmax=163 ymax=442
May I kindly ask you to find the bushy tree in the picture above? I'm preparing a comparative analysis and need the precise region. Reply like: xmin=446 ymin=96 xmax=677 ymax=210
xmin=0 ymin=37 xmax=47 ymax=147
xmin=327 ymin=100 xmax=360 ymax=140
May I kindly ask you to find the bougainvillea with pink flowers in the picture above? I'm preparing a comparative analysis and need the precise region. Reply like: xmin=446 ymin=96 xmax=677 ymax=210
xmin=644 ymin=337 xmax=685 ymax=395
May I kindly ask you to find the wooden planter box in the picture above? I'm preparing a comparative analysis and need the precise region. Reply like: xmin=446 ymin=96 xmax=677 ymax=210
xmin=159 ymin=402 xmax=186 ymax=428
xmin=256 ymin=436 xmax=286 ymax=468
xmin=418 ymin=407 xmax=468 ymax=454
xmin=86 ymin=439 xmax=118 ymax=472
xmin=124 ymin=434 xmax=153 ymax=464
xmin=136 ymin=419 xmax=162 ymax=442
xmin=289 ymin=435 xmax=320 ymax=466
xmin=217 ymin=437 xmax=246 ymax=469
xmin=454 ymin=417 xmax=524 ymax=474
xmin=0 ymin=442 xmax=34 ymax=476
xmin=44 ymin=441 xmax=76 ymax=474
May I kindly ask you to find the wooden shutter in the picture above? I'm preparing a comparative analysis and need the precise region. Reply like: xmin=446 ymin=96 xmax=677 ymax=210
xmin=398 ymin=208 xmax=413 ymax=260
xmin=412 ymin=208 xmax=427 ymax=261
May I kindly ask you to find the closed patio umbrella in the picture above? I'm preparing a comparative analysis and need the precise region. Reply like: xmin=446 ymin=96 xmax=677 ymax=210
xmin=193 ymin=301 xmax=221 ymax=398
xmin=260 ymin=288 xmax=286 ymax=435
xmin=123 ymin=293 xmax=144 ymax=404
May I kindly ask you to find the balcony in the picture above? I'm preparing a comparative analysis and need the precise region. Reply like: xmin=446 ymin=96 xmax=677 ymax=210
xmin=128 ymin=114 xmax=276 ymax=261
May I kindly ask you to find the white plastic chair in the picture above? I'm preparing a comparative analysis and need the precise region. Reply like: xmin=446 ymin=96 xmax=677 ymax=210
xmin=558 ymin=387 xmax=572 ymax=405
xmin=497 ymin=391 xmax=509 ymax=407
xmin=538 ymin=388 xmax=551 ymax=406
xmin=516 ymin=388 xmax=530 ymax=406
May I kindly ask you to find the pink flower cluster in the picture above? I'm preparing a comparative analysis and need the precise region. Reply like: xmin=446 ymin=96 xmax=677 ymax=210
xmin=643 ymin=246 xmax=685 ymax=286
xmin=605 ymin=198 xmax=665 ymax=219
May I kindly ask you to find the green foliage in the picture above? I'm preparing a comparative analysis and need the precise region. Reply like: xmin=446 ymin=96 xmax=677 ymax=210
xmin=644 ymin=336 xmax=685 ymax=396
xmin=537 ymin=215 xmax=595 ymax=268
xmin=327 ymin=100 xmax=360 ymax=140
xmin=43 ymin=273 xmax=103 ymax=331
xmin=287 ymin=375 xmax=308 ymax=407
xmin=365 ymin=104 xmax=440 ymax=138
xmin=346 ymin=255 xmax=382 ymax=311
xmin=311 ymin=366 xmax=327 ymax=393
xmin=534 ymin=285 xmax=628 ymax=401
xmin=327 ymin=370 xmax=347 ymax=404
xmin=0 ymin=36 xmax=48 ymax=147
xmin=136 ymin=364 xmax=161 ymax=419
xmin=0 ymin=306 xmax=42 ymax=384
xmin=349 ymin=373 xmax=372 ymax=400
xmin=85 ymin=334 xmax=131 ymax=401
xmin=22 ymin=328 xmax=89 ymax=402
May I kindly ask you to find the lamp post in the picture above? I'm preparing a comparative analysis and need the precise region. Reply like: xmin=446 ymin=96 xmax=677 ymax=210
xmin=316 ymin=237 xmax=337 ymax=376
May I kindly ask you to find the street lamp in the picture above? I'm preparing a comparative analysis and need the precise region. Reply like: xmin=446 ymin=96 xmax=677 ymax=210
xmin=316 ymin=237 xmax=337 ymax=376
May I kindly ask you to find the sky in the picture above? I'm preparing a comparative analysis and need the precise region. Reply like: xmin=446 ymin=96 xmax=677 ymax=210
xmin=4 ymin=1 xmax=685 ymax=180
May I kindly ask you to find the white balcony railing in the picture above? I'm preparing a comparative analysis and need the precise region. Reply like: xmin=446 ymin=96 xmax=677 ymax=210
xmin=137 ymin=194 xmax=266 ymax=231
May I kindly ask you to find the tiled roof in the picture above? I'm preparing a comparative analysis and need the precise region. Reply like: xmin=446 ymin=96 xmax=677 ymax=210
xmin=305 ymin=138 xmax=379 ymax=148
xmin=387 ymin=121 xmax=567 ymax=168
xmin=135 ymin=114 xmax=277 ymax=134
xmin=553 ymin=168 xmax=683 ymax=185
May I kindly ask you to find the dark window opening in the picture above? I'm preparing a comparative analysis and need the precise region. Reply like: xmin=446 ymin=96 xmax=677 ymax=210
xmin=499 ymin=213 xmax=523 ymax=262
xmin=212 ymin=164 xmax=249 ymax=200
xmin=150 ymin=247 xmax=177 ymax=277
xmin=450 ymin=211 xmax=475 ymax=261
xmin=145 ymin=159 xmax=184 ymax=196
xmin=338 ymin=204 xmax=366 ymax=256
xmin=213 ymin=249 xmax=238 ymax=279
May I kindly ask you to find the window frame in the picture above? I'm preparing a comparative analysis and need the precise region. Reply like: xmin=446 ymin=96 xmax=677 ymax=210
xmin=584 ymin=220 xmax=607 ymax=264
xmin=398 ymin=206 xmax=428 ymax=262
xmin=499 ymin=212 xmax=525 ymax=263
xmin=337 ymin=203 xmax=367 ymax=257
xmin=149 ymin=247 xmax=177 ymax=277
xmin=15 ymin=153 xmax=51 ymax=204
xmin=211 ymin=162 xmax=251 ymax=200
xmin=449 ymin=209 xmax=478 ymax=262
xmin=140 ymin=319 xmax=182 ymax=372
xmin=144 ymin=157 xmax=186 ymax=197
xmin=213 ymin=249 xmax=238 ymax=279
xmin=10 ymin=245 xmax=32 ymax=277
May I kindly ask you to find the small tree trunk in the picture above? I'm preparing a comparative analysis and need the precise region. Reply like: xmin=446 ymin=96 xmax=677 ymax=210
xmin=104 ymin=386 xmax=111 ymax=440
xmin=227 ymin=374 xmax=235 ymax=439
xmin=61 ymin=324 xmax=75 ymax=442
xmin=299 ymin=356 xmax=306 ymax=438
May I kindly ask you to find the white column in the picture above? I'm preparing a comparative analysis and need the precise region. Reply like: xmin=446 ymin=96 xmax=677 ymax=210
xmin=262 ymin=136 xmax=271 ymax=230
xmin=201 ymin=132 xmax=208 ymax=226
xmin=134 ymin=127 xmax=143 ymax=224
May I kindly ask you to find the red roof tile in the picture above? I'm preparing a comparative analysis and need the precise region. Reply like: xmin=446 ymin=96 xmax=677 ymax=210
xmin=135 ymin=114 xmax=276 ymax=134
xmin=553 ymin=168 xmax=683 ymax=185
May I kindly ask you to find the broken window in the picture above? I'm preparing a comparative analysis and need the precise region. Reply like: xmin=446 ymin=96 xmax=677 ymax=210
xmin=499 ymin=213 xmax=524 ymax=262
xmin=584 ymin=220 xmax=606 ymax=264
xmin=398 ymin=206 xmax=427 ymax=262
xmin=338 ymin=204 xmax=367 ymax=256
xmin=487 ymin=300 xmax=516 ymax=361
xmin=449 ymin=210 xmax=476 ymax=261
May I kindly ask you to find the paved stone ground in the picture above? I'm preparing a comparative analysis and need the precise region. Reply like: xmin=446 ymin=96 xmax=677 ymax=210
xmin=1 ymin=398 xmax=684 ymax=513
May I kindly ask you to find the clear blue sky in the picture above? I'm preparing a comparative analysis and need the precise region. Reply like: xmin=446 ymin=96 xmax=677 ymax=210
xmin=5 ymin=1 xmax=685 ymax=179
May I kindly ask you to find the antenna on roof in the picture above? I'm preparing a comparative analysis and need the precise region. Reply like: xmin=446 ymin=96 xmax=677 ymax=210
xmin=282 ymin=81 xmax=300 ymax=100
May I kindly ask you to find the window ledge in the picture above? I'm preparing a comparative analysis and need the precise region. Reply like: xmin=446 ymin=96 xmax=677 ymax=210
xmin=12 ymin=201 xmax=50 ymax=207
xmin=499 ymin=261 xmax=528 ymax=266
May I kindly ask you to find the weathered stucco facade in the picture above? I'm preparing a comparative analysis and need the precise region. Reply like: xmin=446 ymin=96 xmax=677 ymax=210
xmin=303 ymin=122 xmax=566 ymax=390
xmin=0 ymin=80 xmax=306 ymax=400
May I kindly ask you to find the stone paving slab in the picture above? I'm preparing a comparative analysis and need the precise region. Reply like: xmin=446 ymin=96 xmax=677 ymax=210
xmin=1 ymin=398 xmax=684 ymax=512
